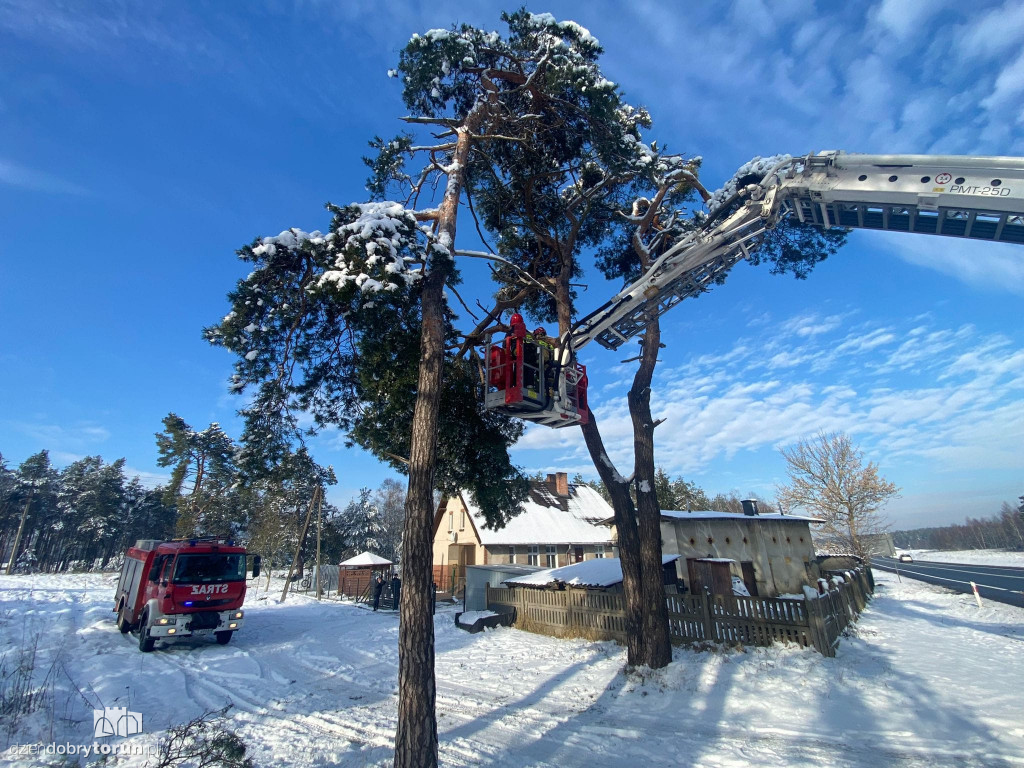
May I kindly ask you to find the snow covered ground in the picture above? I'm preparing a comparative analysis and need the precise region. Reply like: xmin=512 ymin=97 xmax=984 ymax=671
xmin=903 ymin=549 xmax=1024 ymax=567
xmin=2 ymin=565 xmax=1023 ymax=767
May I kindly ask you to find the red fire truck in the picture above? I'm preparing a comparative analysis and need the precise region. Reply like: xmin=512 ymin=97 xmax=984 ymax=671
xmin=113 ymin=538 xmax=260 ymax=652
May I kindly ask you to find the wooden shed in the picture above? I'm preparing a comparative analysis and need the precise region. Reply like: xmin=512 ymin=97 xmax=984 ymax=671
xmin=338 ymin=552 xmax=393 ymax=600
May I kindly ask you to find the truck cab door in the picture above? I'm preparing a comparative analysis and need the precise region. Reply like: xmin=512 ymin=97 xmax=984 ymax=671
xmin=143 ymin=555 xmax=170 ymax=602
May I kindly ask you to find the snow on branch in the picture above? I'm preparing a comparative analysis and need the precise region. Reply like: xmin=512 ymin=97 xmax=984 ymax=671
xmin=319 ymin=202 xmax=425 ymax=294
xmin=253 ymin=228 xmax=332 ymax=258
xmin=706 ymin=154 xmax=793 ymax=215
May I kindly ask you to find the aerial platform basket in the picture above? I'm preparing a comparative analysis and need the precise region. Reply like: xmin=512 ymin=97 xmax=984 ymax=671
xmin=479 ymin=329 xmax=588 ymax=429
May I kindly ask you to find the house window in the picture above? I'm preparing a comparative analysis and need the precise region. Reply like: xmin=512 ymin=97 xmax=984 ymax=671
xmin=527 ymin=545 xmax=539 ymax=566
xmin=448 ymin=512 xmax=453 ymax=532
xmin=545 ymin=545 xmax=557 ymax=568
xmin=460 ymin=508 xmax=466 ymax=530
xmin=594 ymin=545 xmax=605 ymax=559
xmin=508 ymin=546 xmax=516 ymax=564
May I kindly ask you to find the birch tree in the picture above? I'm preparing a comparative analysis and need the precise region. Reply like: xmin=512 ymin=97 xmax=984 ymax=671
xmin=778 ymin=431 xmax=900 ymax=559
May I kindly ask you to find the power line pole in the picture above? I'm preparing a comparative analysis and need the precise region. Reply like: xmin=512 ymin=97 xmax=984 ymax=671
xmin=315 ymin=486 xmax=324 ymax=601
xmin=281 ymin=486 xmax=319 ymax=603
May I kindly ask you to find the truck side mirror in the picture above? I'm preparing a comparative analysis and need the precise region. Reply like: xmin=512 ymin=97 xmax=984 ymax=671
xmin=251 ymin=555 xmax=261 ymax=579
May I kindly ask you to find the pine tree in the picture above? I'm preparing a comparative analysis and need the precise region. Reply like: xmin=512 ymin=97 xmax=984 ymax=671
xmin=373 ymin=478 xmax=407 ymax=564
xmin=120 ymin=480 xmax=176 ymax=556
xmin=155 ymin=414 xmax=238 ymax=536
xmin=238 ymin=444 xmax=336 ymax=580
xmin=52 ymin=456 xmax=127 ymax=569
xmin=465 ymin=12 xmax=847 ymax=669
xmin=4 ymin=450 xmax=57 ymax=574
xmin=339 ymin=489 xmax=387 ymax=556
xmin=206 ymin=14 xmax=624 ymax=764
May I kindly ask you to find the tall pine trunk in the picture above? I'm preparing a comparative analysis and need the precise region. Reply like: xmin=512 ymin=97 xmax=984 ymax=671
xmin=628 ymin=321 xmax=671 ymax=668
xmin=556 ymin=241 xmax=670 ymax=669
xmin=394 ymin=112 xmax=479 ymax=768
xmin=577 ymin=321 xmax=670 ymax=669
xmin=4 ymin=491 xmax=32 ymax=574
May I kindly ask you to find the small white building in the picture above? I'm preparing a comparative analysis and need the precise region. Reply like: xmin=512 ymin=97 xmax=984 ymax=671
xmin=464 ymin=564 xmax=543 ymax=611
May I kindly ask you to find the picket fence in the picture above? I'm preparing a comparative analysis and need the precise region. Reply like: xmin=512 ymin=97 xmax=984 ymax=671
xmin=485 ymin=567 xmax=872 ymax=657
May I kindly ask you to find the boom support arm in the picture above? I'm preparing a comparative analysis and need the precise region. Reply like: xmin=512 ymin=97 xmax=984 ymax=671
xmin=573 ymin=151 xmax=1024 ymax=351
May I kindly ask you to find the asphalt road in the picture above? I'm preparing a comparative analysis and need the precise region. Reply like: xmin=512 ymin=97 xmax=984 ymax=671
xmin=872 ymin=556 xmax=1024 ymax=609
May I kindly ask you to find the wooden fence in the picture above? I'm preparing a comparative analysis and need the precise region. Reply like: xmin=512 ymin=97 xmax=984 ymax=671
xmin=486 ymin=567 xmax=872 ymax=657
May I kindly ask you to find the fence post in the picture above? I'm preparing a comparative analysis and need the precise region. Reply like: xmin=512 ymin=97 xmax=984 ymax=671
xmin=807 ymin=596 xmax=831 ymax=657
xmin=860 ymin=568 xmax=873 ymax=598
xmin=700 ymin=590 xmax=715 ymax=643
xmin=847 ymin=573 xmax=862 ymax=613
xmin=853 ymin=571 xmax=866 ymax=612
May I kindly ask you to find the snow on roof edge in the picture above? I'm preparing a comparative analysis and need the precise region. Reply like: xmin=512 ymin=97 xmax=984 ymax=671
xmin=339 ymin=552 xmax=393 ymax=566
xmin=505 ymin=555 xmax=678 ymax=588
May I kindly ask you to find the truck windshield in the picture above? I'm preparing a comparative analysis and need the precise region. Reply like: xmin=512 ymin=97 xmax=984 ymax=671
xmin=171 ymin=554 xmax=245 ymax=584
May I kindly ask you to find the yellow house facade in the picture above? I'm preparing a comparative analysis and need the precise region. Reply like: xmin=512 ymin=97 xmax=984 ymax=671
xmin=431 ymin=473 xmax=614 ymax=590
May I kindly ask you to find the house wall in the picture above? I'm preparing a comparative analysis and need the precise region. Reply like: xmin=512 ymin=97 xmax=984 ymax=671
xmin=482 ymin=543 xmax=610 ymax=568
xmin=661 ymin=517 xmax=818 ymax=596
xmin=431 ymin=496 xmax=484 ymax=581
xmin=431 ymin=495 xmax=613 ymax=576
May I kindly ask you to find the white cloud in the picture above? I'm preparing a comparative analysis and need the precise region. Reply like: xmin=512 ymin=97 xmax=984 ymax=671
xmin=0 ymin=158 xmax=88 ymax=195
xmin=873 ymin=233 xmax=1024 ymax=295
xmin=10 ymin=421 xmax=111 ymax=448
xmin=122 ymin=466 xmax=171 ymax=489
xmin=781 ymin=312 xmax=844 ymax=338
xmin=980 ymin=49 xmax=1024 ymax=111
xmin=0 ymin=0 xmax=206 ymax=58
xmin=834 ymin=329 xmax=896 ymax=355
xmin=868 ymin=0 xmax=954 ymax=42
xmin=550 ymin=312 xmax=1024 ymax=492
xmin=956 ymin=1 xmax=1024 ymax=60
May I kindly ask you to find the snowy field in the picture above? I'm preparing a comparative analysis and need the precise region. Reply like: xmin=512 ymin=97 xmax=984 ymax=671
xmin=903 ymin=549 xmax=1024 ymax=567
xmin=2 ymin=565 xmax=1023 ymax=768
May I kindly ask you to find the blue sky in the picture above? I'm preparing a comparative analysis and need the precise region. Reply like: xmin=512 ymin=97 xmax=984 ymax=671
xmin=1 ymin=0 xmax=1022 ymax=529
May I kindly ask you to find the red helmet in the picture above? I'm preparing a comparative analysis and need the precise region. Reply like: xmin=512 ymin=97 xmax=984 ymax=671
xmin=509 ymin=312 xmax=524 ymax=327
xmin=534 ymin=327 xmax=547 ymax=337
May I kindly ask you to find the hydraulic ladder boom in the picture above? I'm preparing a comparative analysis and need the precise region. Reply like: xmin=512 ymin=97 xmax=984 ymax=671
xmin=572 ymin=151 xmax=1024 ymax=351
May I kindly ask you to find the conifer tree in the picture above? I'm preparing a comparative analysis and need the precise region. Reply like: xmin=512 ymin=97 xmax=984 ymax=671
xmin=206 ymin=11 xmax=650 ymax=764
xmin=339 ymin=488 xmax=387 ymax=556
xmin=155 ymin=414 xmax=238 ymax=536
xmin=4 ymin=450 xmax=56 ymax=574
xmin=466 ymin=13 xmax=846 ymax=668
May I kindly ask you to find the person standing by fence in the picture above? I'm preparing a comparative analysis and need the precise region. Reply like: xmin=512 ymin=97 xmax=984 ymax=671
xmin=391 ymin=573 xmax=401 ymax=610
xmin=372 ymin=573 xmax=384 ymax=611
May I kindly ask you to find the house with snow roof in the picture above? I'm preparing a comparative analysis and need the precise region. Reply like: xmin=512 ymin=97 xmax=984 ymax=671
xmin=431 ymin=472 xmax=613 ymax=591
xmin=650 ymin=500 xmax=823 ymax=597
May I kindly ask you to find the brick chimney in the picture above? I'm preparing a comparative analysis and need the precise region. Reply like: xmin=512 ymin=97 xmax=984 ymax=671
xmin=555 ymin=471 xmax=569 ymax=497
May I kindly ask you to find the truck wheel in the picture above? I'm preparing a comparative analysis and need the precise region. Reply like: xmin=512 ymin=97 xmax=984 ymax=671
xmin=215 ymin=631 xmax=233 ymax=645
xmin=117 ymin=606 xmax=131 ymax=634
xmin=138 ymin=611 xmax=156 ymax=653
